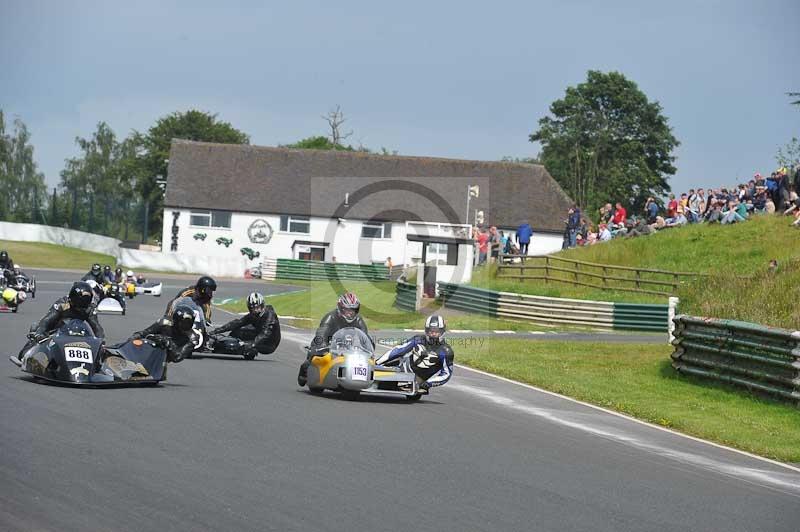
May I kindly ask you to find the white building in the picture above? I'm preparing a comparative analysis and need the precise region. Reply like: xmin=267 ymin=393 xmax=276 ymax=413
xmin=161 ymin=140 xmax=573 ymax=282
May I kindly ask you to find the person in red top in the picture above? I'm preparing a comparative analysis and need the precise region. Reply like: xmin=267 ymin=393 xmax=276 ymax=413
xmin=611 ymin=202 xmax=627 ymax=225
xmin=477 ymin=227 xmax=490 ymax=265
xmin=666 ymin=194 xmax=678 ymax=218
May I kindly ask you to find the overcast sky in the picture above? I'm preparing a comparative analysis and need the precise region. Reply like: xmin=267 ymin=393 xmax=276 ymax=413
xmin=2 ymin=0 xmax=798 ymax=195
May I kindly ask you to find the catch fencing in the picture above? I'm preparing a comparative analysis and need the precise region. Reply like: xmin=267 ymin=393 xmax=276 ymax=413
xmin=437 ymin=282 xmax=670 ymax=332
xmin=260 ymin=258 xmax=389 ymax=282
xmin=394 ymin=280 xmax=418 ymax=312
xmin=671 ymin=315 xmax=800 ymax=403
xmin=496 ymin=254 xmax=705 ymax=297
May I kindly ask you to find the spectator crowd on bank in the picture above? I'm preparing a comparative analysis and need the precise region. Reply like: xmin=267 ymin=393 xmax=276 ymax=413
xmin=469 ymin=165 xmax=800 ymax=264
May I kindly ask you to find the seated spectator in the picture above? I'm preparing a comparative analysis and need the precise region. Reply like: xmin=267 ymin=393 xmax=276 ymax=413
xmin=598 ymin=223 xmax=612 ymax=241
xmin=765 ymin=197 xmax=776 ymax=214
xmin=599 ymin=203 xmax=614 ymax=225
xmin=666 ymin=194 xmax=677 ymax=218
xmin=721 ymin=200 xmax=746 ymax=224
xmin=665 ymin=212 xmax=687 ymax=227
xmin=626 ymin=219 xmax=655 ymax=238
xmin=611 ymin=202 xmax=627 ymax=229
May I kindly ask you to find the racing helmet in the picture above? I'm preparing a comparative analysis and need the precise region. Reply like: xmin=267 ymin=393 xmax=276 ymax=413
xmin=16 ymin=290 xmax=27 ymax=304
xmin=69 ymin=282 xmax=94 ymax=311
xmin=13 ymin=264 xmax=21 ymax=275
xmin=103 ymin=265 xmax=111 ymax=274
xmin=424 ymin=314 xmax=446 ymax=345
xmin=247 ymin=292 xmax=265 ymax=316
xmin=127 ymin=270 xmax=135 ymax=278
xmin=91 ymin=263 xmax=101 ymax=276
xmin=195 ymin=276 xmax=217 ymax=302
xmin=172 ymin=305 xmax=195 ymax=334
xmin=336 ymin=292 xmax=360 ymax=323
xmin=115 ymin=267 xmax=123 ymax=277
xmin=0 ymin=250 xmax=7 ymax=262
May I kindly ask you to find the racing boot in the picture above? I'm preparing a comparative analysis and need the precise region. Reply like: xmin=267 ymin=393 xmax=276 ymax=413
xmin=297 ymin=360 xmax=309 ymax=386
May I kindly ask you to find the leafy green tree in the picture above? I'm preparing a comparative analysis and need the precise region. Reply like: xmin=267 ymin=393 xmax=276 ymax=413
xmin=530 ymin=70 xmax=679 ymax=214
xmin=0 ymin=110 xmax=47 ymax=223
xmin=282 ymin=135 xmax=355 ymax=151
xmin=135 ymin=110 xmax=249 ymax=239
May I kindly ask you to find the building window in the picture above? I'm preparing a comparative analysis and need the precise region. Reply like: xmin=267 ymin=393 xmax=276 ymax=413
xmin=280 ymin=215 xmax=310 ymax=234
xmin=189 ymin=210 xmax=232 ymax=229
xmin=361 ymin=221 xmax=392 ymax=239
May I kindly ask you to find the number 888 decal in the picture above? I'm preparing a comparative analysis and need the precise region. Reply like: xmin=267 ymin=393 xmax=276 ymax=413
xmin=64 ymin=347 xmax=93 ymax=363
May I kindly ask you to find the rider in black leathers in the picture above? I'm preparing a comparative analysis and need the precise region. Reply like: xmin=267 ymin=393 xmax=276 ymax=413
xmin=17 ymin=282 xmax=105 ymax=359
xmin=165 ymin=276 xmax=217 ymax=324
xmin=82 ymin=263 xmax=105 ymax=284
xmin=129 ymin=305 xmax=198 ymax=363
xmin=0 ymin=250 xmax=14 ymax=284
xmin=297 ymin=292 xmax=372 ymax=386
xmin=209 ymin=292 xmax=281 ymax=356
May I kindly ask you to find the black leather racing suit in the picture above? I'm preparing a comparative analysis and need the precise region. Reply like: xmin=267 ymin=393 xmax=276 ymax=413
xmin=81 ymin=271 xmax=105 ymax=284
xmin=18 ymin=296 xmax=105 ymax=358
xmin=130 ymin=318 xmax=198 ymax=363
xmin=0 ymin=255 xmax=14 ymax=284
xmin=165 ymin=286 xmax=212 ymax=324
xmin=210 ymin=305 xmax=281 ymax=354
xmin=298 ymin=310 xmax=372 ymax=383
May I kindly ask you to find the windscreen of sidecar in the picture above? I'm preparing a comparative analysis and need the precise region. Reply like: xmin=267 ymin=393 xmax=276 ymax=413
xmin=329 ymin=328 xmax=373 ymax=356
xmin=57 ymin=318 xmax=95 ymax=338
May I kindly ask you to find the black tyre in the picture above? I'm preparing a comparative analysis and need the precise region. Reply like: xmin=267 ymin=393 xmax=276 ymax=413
xmin=308 ymin=386 xmax=324 ymax=395
xmin=12 ymin=305 xmax=18 ymax=313
xmin=406 ymin=393 xmax=423 ymax=402
xmin=243 ymin=351 xmax=257 ymax=361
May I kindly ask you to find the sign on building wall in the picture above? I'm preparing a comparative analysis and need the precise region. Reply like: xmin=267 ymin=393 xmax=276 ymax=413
xmin=247 ymin=219 xmax=274 ymax=244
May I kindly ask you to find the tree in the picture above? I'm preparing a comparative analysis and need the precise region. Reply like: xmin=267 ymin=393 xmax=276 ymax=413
xmin=530 ymin=71 xmax=679 ymax=214
xmin=282 ymin=135 xmax=356 ymax=151
xmin=322 ymin=105 xmax=352 ymax=148
xmin=135 ymin=110 xmax=249 ymax=239
xmin=776 ymin=137 xmax=800 ymax=168
xmin=0 ymin=110 xmax=47 ymax=223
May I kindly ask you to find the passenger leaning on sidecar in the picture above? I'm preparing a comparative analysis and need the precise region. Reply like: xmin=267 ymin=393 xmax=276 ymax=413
xmin=165 ymin=276 xmax=217 ymax=324
xmin=209 ymin=292 xmax=281 ymax=356
xmin=129 ymin=305 xmax=198 ymax=363
xmin=376 ymin=314 xmax=454 ymax=392
xmin=17 ymin=282 xmax=105 ymax=358
xmin=297 ymin=292 xmax=372 ymax=386
xmin=0 ymin=250 xmax=15 ymax=284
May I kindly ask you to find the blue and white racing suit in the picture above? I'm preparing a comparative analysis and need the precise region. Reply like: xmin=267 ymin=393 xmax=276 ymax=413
xmin=376 ymin=335 xmax=454 ymax=388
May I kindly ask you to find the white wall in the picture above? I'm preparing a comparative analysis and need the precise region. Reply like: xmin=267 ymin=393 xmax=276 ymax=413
xmin=0 ymin=221 xmax=122 ymax=257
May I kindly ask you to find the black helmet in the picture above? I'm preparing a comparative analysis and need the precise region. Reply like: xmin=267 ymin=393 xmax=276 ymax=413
xmin=195 ymin=276 xmax=217 ymax=301
xmin=103 ymin=265 xmax=111 ymax=273
xmin=172 ymin=305 xmax=195 ymax=333
xmin=0 ymin=250 xmax=7 ymax=261
xmin=91 ymin=263 xmax=101 ymax=275
xmin=115 ymin=267 xmax=123 ymax=277
xmin=69 ymin=282 xmax=94 ymax=311
xmin=424 ymin=314 xmax=446 ymax=345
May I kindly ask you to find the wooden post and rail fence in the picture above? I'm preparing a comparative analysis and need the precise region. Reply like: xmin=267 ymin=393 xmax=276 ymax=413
xmin=496 ymin=254 xmax=710 ymax=297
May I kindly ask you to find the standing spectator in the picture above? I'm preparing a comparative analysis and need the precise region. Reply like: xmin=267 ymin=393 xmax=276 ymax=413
xmin=567 ymin=205 xmax=581 ymax=248
xmin=666 ymin=194 xmax=678 ymax=218
xmin=645 ymin=197 xmax=659 ymax=224
xmin=488 ymin=226 xmax=500 ymax=263
xmin=385 ymin=256 xmax=393 ymax=276
xmin=686 ymin=189 xmax=702 ymax=223
xmin=598 ymin=203 xmax=614 ymax=225
xmin=515 ymin=220 xmax=533 ymax=256
xmin=611 ymin=202 xmax=627 ymax=228
xmin=677 ymin=193 xmax=688 ymax=215
xmin=477 ymin=227 xmax=489 ymax=265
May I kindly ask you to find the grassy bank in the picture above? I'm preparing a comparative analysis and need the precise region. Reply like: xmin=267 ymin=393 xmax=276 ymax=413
xmin=220 ymin=279 xmax=549 ymax=331
xmin=471 ymin=216 xmax=800 ymax=328
xmin=459 ymin=338 xmax=800 ymax=462
xmin=0 ymin=240 xmax=116 ymax=270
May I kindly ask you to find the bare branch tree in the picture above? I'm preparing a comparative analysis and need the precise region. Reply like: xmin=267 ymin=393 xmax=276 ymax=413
xmin=322 ymin=105 xmax=353 ymax=147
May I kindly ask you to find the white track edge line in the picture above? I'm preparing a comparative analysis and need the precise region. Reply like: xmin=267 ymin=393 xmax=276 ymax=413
xmin=454 ymin=363 xmax=800 ymax=474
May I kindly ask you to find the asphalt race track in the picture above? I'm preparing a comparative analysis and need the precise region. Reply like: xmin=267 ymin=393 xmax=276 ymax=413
xmin=2 ymin=270 xmax=799 ymax=531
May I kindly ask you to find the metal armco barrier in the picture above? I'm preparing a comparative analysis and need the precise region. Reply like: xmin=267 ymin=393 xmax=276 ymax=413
xmin=260 ymin=258 xmax=389 ymax=282
xmin=437 ymin=282 xmax=669 ymax=332
xmin=671 ymin=315 xmax=800 ymax=403
xmin=394 ymin=281 xmax=417 ymax=312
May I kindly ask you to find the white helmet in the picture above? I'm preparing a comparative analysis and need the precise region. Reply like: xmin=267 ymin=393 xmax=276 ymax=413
xmin=127 ymin=270 xmax=135 ymax=277
xmin=247 ymin=292 xmax=265 ymax=315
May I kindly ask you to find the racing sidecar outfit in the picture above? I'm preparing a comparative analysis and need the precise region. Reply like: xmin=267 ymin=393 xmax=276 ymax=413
xmin=210 ymin=305 xmax=281 ymax=354
xmin=377 ymin=335 xmax=454 ymax=389
xmin=130 ymin=318 xmax=198 ymax=363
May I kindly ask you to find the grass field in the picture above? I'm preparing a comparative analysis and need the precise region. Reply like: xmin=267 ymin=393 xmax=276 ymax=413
xmin=0 ymin=239 xmax=116 ymax=270
xmin=471 ymin=216 xmax=800 ymax=328
xmin=458 ymin=339 xmax=800 ymax=462
xmin=220 ymin=279 xmax=550 ymax=332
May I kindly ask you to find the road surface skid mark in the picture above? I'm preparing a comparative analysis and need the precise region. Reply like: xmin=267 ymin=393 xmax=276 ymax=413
xmin=448 ymin=383 xmax=800 ymax=495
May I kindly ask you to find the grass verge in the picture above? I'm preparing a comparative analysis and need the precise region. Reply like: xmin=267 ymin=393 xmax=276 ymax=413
xmin=221 ymin=279 xmax=551 ymax=332
xmin=470 ymin=216 xmax=800 ymax=328
xmin=0 ymin=240 xmax=116 ymax=270
xmin=459 ymin=339 xmax=800 ymax=462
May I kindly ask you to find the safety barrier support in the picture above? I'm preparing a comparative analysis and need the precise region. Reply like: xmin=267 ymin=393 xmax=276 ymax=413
xmin=394 ymin=280 xmax=418 ymax=312
xmin=671 ymin=315 xmax=800 ymax=404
